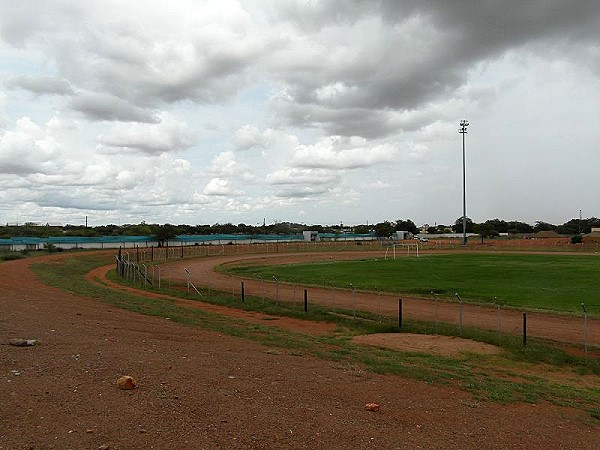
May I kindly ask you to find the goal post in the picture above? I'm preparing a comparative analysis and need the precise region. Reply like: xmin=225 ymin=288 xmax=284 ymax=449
xmin=392 ymin=243 xmax=419 ymax=259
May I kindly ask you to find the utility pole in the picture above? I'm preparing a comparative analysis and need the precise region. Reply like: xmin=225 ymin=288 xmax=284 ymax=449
xmin=458 ymin=120 xmax=469 ymax=246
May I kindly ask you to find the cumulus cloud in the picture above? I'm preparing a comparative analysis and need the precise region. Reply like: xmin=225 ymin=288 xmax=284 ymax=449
xmin=233 ymin=124 xmax=265 ymax=151
xmin=97 ymin=115 xmax=196 ymax=154
xmin=292 ymin=136 xmax=397 ymax=169
xmin=202 ymin=177 xmax=242 ymax=197
xmin=0 ymin=117 xmax=60 ymax=176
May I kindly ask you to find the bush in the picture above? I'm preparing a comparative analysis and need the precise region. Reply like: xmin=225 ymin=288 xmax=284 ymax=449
xmin=43 ymin=243 xmax=57 ymax=253
xmin=1 ymin=252 xmax=24 ymax=261
xmin=571 ymin=234 xmax=583 ymax=244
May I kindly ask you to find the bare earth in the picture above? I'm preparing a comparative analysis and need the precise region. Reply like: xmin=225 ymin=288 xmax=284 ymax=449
xmin=1 ymin=252 xmax=598 ymax=449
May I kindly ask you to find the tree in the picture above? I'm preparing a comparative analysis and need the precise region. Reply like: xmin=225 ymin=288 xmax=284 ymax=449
xmin=506 ymin=221 xmax=533 ymax=234
xmin=452 ymin=217 xmax=475 ymax=233
xmin=374 ymin=221 xmax=394 ymax=238
xmin=394 ymin=219 xmax=418 ymax=234
xmin=478 ymin=225 xmax=499 ymax=238
xmin=153 ymin=224 xmax=178 ymax=246
xmin=352 ymin=224 xmax=371 ymax=234
xmin=533 ymin=221 xmax=556 ymax=233
xmin=482 ymin=218 xmax=508 ymax=234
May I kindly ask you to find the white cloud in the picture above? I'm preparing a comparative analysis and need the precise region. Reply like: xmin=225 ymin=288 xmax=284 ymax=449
xmin=202 ymin=177 xmax=242 ymax=197
xmin=233 ymin=124 xmax=264 ymax=151
xmin=292 ymin=136 xmax=397 ymax=169
xmin=97 ymin=115 xmax=196 ymax=154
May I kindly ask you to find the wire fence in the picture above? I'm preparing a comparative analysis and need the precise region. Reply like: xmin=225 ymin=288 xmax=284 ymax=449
xmin=114 ymin=241 xmax=599 ymax=353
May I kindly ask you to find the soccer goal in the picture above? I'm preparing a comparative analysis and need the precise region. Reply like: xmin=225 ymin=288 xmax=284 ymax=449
xmin=392 ymin=243 xmax=419 ymax=259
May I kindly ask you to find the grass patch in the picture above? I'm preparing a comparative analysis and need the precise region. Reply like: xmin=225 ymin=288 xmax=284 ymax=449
xmin=30 ymin=251 xmax=600 ymax=419
xmin=223 ymin=253 xmax=600 ymax=315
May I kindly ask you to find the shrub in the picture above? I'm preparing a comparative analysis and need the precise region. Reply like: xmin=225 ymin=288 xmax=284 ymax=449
xmin=570 ymin=234 xmax=583 ymax=244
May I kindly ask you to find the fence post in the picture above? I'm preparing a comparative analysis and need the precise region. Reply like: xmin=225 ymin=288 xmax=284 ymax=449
xmin=241 ymin=281 xmax=245 ymax=302
xmin=495 ymin=297 xmax=501 ymax=343
xmin=455 ymin=293 xmax=463 ymax=336
xmin=304 ymin=289 xmax=308 ymax=312
xmin=330 ymin=282 xmax=336 ymax=309
xmin=398 ymin=298 xmax=403 ymax=329
xmin=522 ymin=312 xmax=527 ymax=346
xmin=431 ymin=291 xmax=439 ymax=334
xmin=185 ymin=268 xmax=191 ymax=294
xmin=350 ymin=283 xmax=356 ymax=320
xmin=376 ymin=286 xmax=381 ymax=322
xmin=582 ymin=303 xmax=588 ymax=358
xmin=273 ymin=276 xmax=279 ymax=306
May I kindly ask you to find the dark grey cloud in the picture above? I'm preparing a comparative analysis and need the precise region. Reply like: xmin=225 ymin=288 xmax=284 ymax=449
xmin=5 ymin=75 xmax=74 ymax=96
xmin=69 ymin=93 xmax=160 ymax=123
xmin=34 ymin=193 xmax=116 ymax=211
xmin=266 ymin=0 xmax=600 ymax=137
xmin=274 ymin=185 xmax=330 ymax=199
xmin=270 ymin=98 xmax=410 ymax=138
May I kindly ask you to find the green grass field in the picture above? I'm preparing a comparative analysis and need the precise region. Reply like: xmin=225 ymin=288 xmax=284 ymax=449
xmin=225 ymin=253 xmax=600 ymax=314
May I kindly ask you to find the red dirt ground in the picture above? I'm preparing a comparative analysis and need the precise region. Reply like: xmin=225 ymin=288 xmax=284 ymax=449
xmin=1 ymin=252 xmax=598 ymax=449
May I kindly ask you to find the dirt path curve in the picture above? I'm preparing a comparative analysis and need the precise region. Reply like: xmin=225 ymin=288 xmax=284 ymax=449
xmin=87 ymin=264 xmax=336 ymax=336
xmin=157 ymin=251 xmax=599 ymax=349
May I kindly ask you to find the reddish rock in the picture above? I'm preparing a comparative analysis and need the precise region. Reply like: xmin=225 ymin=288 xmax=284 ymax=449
xmin=117 ymin=375 xmax=136 ymax=390
xmin=365 ymin=403 xmax=380 ymax=412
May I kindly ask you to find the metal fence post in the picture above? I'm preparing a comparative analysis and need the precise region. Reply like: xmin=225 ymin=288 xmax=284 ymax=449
xmin=455 ymin=293 xmax=463 ymax=336
xmin=350 ymin=283 xmax=356 ymax=320
xmin=273 ymin=276 xmax=279 ymax=306
xmin=582 ymin=303 xmax=588 ymax=357
xmin=398 ymin=298 xmax=403 ymax=329
xmin=431 ymin=291 xmax=439 ymax=334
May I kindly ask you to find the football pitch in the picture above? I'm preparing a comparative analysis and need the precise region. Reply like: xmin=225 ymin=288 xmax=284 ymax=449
xmin=226 ymin=253 xmax=600 ymax=315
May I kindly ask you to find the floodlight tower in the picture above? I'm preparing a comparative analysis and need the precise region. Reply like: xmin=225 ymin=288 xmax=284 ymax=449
xmin=458 ymin=120 xmax=469 ymax=246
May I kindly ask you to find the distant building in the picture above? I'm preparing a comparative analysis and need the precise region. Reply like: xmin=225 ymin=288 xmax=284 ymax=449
xmin=396 ymin=230 xmax=411 ymax=240
xmin=303 ymin=231 xmax=320 ymax=242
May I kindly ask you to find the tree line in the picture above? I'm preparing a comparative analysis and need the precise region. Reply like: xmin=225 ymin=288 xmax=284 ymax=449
xmin=2 ymin=216 xmax=598 ymax=240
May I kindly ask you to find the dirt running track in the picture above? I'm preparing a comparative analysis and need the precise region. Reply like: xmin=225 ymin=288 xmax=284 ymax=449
xmin=160 ymin=252 xmax=600 ymax=349
xmin=0 ymin=252 xmax=598 ymax=449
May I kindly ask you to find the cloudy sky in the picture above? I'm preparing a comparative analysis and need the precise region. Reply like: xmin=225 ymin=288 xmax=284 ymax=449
xmin=0 ymin=0 xmax=598 ymax=228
